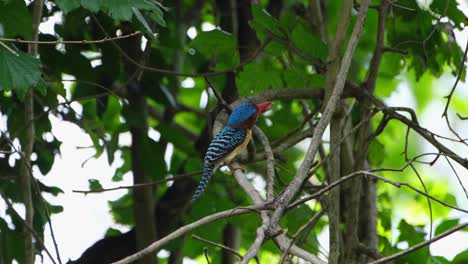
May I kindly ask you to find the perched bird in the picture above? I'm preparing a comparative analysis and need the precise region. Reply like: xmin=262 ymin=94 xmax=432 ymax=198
xmin=191 ymin=101 xmax=272 ymax=202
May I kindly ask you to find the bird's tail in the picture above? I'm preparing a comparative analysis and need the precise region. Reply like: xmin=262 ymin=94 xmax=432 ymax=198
xmin=191 ymin=163 xmax=214 ymax=202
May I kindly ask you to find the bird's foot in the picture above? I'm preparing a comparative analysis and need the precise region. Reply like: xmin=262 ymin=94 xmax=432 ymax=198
xmin=228 ymin=163 xmax=245 ymax=173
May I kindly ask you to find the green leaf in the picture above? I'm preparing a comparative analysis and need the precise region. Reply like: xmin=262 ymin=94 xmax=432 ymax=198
xmin=251 ymin=4 xmax=285 ymax=38
xmin=132 ymin=7 xmax=155 ymax=39
xmin=431 ymin=256 xmax=451 ymax=264
xmin=191 ymin=29 xmax=239 ymax=70
xmin=102 ymin=96 xmax=122 ymax=133
xmin=88 ymin=179 xmax=103 ymax=191
xmin=283 ymin=66 xmax=324 ymax=88
xmin=104 ymin=227 xmax=123 ymax=237
xmin=141 ymin=137 xmax=166 ymax=180
xmin=34 ymin=79 xmax=48 ymax=96
xmin=109 ymin=193 xmax=134 ymax=225
xmin=375 ymin=53 xmax=404 ymax=98
xmin=55 ymin=0 xmax=81 ymax=13
xmin=237 ymin=62 xmax=283 ymax=96
xmin=367 ymin=139 xmax=385 ymax=166
xmin=101 ymin=0 xmax=155 ymax=21
xmin=80 ymin=0 xmax=102 ymax=12
xmin=397 ymin=219 xmax=425 ymax=246
xmin=149 ymin=5 xmax=166 ymax=27
xmin=430 ymin=0 xmax=467 ymax=29
xmin=0 ymin=48 xmax=41 ymax=95
xmin=291 ymin=23 xmax=327 ymax=60
xmin=0 ymin=0 xmax=32 ymax=38
xmin=452 ymin=250 xmax=468 ymax=264
xmin=435 ymin=218 xmax=459 ymax=236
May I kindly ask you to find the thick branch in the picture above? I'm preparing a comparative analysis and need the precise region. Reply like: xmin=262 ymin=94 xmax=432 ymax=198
xmin=253 ymin=127 xmax=275 ymax=200
xmin=369 ymin=222 xmax=468 ymax=264
xmin=268 ymin=0 xmax=370 ymax=238
xmin=20 ymin=1 xmax=43 ymax=263
xmin=112 ymin=204 xmax=269 ymax=264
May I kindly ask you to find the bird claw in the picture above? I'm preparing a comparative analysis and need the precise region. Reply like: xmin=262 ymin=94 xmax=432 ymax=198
xmin=228 ymin=163 xmax=245 ymax=173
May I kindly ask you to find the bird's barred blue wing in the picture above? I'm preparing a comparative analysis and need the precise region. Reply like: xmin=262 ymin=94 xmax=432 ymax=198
xmin=204 ymin=126 xmax=247 ymax=165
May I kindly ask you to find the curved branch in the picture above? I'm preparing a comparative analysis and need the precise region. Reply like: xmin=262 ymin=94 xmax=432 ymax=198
xmin=369 ymin=222 xmax=468 ymax=264
xmin=112 ymin=204 xmax=269 ymax=264
xmin=269 ymin=0 xmax=371 ymax=231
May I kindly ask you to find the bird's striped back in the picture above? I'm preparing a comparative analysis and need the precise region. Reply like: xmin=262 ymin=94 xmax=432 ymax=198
xmin=191 ymin=127 xmax=247 ymax=202
xmin=205 ymin=127 xmax=247 ymax=164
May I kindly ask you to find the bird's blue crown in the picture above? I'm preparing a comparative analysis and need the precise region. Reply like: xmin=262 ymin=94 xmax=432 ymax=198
xmin=227 ymin=103 xmax=257 ymax=126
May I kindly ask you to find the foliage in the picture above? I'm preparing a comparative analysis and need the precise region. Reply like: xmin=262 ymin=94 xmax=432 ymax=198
xmin=0 ymin=0 xmax=467 ymax=263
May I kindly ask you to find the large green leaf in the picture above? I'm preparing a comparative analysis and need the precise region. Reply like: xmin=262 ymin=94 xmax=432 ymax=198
xmin=191 ymin=29 xmax=240 ymax=70
xmin=0 ymin=0 xmax=32 ymax=38
xmin=109 ymin=192 xmax=134 ymax=225
xmin=434 ymin=218 xmax=460 ymax=236
xmin=237 ymin=61 xmax=283 ymax=95
xmin=250 ymin=4 xmax=285 ymax=40
xmin=0 ymin=48 xmax=41 ymax=95
xmin=101 ymin=0 xmax=156 ymax=21
xmin=283 ymin=65 xmax=324 ymax=88
xmin=291 ymin=23 xmax=327 ymax=60
xmin=452 ymin=250 xmax=468 ymax=264
xmin=55 ymin=0 xmax=81 ymax=13
xmin=430 ymin=0 xmax=467 ymax=29
xmin=80 ymin=0 xmax=102 ymax=12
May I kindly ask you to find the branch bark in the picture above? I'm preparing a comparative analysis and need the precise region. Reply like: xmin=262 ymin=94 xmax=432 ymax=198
xmin=20 ymin=1 xmax=44 ymax=263
xmin=112 ymin=204 xmax=269 ymax=264
xmin=268 ymin=0 xmax=371 ymax=252
xmin=353 ymin=3 xmax=390 ymax=263
xmin=369 ymin=222 xmax=468 ymax=264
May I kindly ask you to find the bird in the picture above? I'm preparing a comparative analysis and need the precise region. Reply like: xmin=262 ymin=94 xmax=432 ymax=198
xmin=191 ymin=101 xmax=272 ymax=202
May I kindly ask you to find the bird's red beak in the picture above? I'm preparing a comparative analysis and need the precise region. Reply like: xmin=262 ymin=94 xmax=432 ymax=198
xmin=256 ymin=101 xmax=271 ymax=113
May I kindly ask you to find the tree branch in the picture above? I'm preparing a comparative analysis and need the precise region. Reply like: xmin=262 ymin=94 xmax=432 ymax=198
xmin=111 ymin=204 xmax=270 ymax=264
xmin=21 ymin=1 xmax=44 ymax=263
xmin=0 ymin=192 xmax=57 ymax=264
xmin=192 ymin=234 xmax=242 ymax=261
xmin=253 ymin=126 xmax=275 ymax=201
xmin=72 ymin=171 xmax=202 ymax=194
xmin=268 ymin=0 xmax=371 ymax=244
xmin=0 ymin=31 xmax=141 ymax=45
xmin=369 ymin=222 xmax=468 ymax=264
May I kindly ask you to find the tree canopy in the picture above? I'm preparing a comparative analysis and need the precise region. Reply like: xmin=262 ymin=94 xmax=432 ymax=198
xmin=0 ymin=0 xmax=467 ymax=263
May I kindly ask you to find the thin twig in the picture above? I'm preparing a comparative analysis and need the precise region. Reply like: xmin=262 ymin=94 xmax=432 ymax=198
xmin=279 ymin=209 xmax=325 ymax=263
xmin=369 ymin=222 xmax=468 ymax=264
xmin=205 ymin=77 xmax=232 ymax=112
xmin=92 ymin=15 xmax=266 ymax=77
xmin=409 ymin=164 xmax=432 ymax=264
xmin=0 ymin=192 xmax=57 ymax=264
xmin=444 ymin=156 xmax=468 ymax=200
xmin=0 ymin=31 xmax=141 ymax=45
xmin=72 ymin=171 xmax=202 ymax=194
xmin=288 ymin=170 xmax=468 ymax=214
xmin=203 ymin=248 xmax=211 ymax=264
xmin=0 ymin=41 xmax=19 ymax=55
xmin=192 ymin=235 xmax=243 ymax=260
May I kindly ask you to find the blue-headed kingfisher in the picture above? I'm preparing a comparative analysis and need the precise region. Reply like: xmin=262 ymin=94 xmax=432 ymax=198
xmin=191 ymin=101 xmax=272 ymax=202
